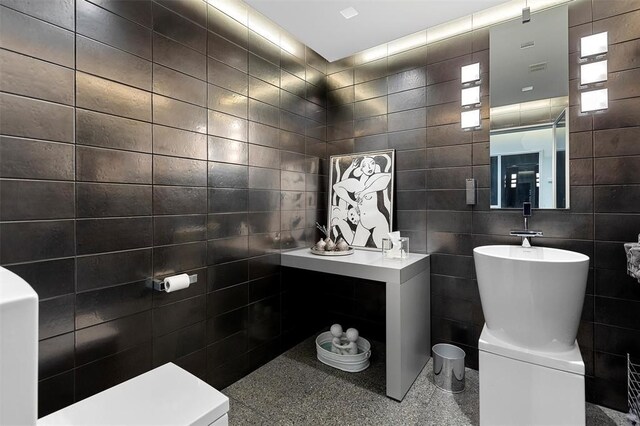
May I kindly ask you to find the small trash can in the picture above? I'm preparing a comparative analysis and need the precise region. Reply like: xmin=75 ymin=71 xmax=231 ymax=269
xmin=432 ymin=343 xmax=466 ymax=393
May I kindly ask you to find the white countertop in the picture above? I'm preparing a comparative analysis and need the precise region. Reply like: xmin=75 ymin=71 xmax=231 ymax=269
xmin=281 ymin=248 xmax=429 ymax=284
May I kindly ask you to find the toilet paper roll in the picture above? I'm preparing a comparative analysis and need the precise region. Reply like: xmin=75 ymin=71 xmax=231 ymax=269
xmin=163 ymin=274 xmax=190 ymax=293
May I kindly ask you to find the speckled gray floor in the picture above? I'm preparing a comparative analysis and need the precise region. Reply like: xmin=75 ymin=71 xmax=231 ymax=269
xmin=223 ymin=336 xmax=629 ymax=425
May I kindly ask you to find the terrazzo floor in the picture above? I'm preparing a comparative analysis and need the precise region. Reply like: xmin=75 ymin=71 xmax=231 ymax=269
xmin=223 ymin=335 xmax=629 ymax=425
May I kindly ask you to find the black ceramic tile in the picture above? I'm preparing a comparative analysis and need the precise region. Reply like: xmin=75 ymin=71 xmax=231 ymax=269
xmin=39 ymin=332 xmax=74 ymax=380
xmin=153 ymin=63 xmax=207 ymax=107
xmin=76 ymin=109 xmax=152 ymax=153
xmin=77 ymin=182 xmax=152 ymax=218
xmin=1 ymin=0 xmax=74 ymax=30
xmin=206 ymin=306 xmax=248 ymax=344
xmin=154 ymin=320 xmax=206 ymax=366
xmin=207 ymin=4 xmax=246 ymax=46
xmin=208 ymin=188 xmax=248 ymax=213
xmin=594 ymin=156 xmax=640 ymax=185
xmin=38 ymin=371 xmax=74 ymax=418
xmin=154 ymin=215 xmax=207 ymax=245
xmin=248 ymin=122 xmax=279 ymax=148
xmin=281 ymin=70 xmax=306 ymax=97
xmin=75 ymin=311 xmax=152 ymax=366
xmin=207 ymin=213 xmax=249 ymax=240
xmin=76 ymin=35 xmax=151 ymax=91
xmin=208 ymin=57 xmax=248 ymax=95
xmin=595 ymin=214 xmax=640 ymax=242
xmin=248 ymin=30 xmax=280 ymax=67
xmin=0 ymin=5 xmax=74 ymax=67
xmin=153 ymin=94 xmax=207 ymax=133
xmin=153 ymin=186 xmax=207 ymax=215
xmin=39 ymin=294 xmax=75 ymax=339
xmin=248 ymin=296 xmax=281 ymax=350
xmin=0 ymin=93 xmax=74 ymax=143
xmin=208 ymin=84 xmax=248 ymax=118
xmin=75 ymin=281 xmax=152 ymax=329
xmin=6 ymin=258 xmax=74 ymax=300
xmin=249 ymin=167 xmax=280 ymax=190
xmin=208 ymin=30 xmax=248 ymax=72
xmin=76 ymin=0 xmax=150 ymax=59
xmin=153 ymin=295 xmax=206 ymax=337
xmin=208 ymin=162 xmax=248 ymax=189
xmin=153 ymin=33 xmax=206 ymax=80
xmin=206 ymin=330 xmax=248 ymax=367
xmin=0 ymin=220 xmax=74 ymax=264
xmin=388 ymin=46 xmax=427 ymax=75
xmin=76 ymin=146 xmax=152 ymax=184
xmin=248 ymin=99 xmax=279 ymax=127
xmin=0 ymin=137 xmax=73 ymax=180
xmin=76 ymin=248 xmax=152 ymax=292
xmin=153 ymin=241 xmax=207 ymax=276
xmin=154 ymin=125 xmax=207 ymax=160
xmin=75 ymin=343 xmax=152 ymax=401
xmin=86 ymin=0 xmax=152 ymax=27
xmin=207 ymin=236 xmax=249 ymax=265
xmin=153 ymin=3 xmax=206 ymax=53
xmin=249 ymin=144 xmax=280 ymax=169
xmin=249 ymin=190 xmax=281 ymax=211
xmin=249 ymin=53 xmax=280 ymax=87
xmin=207 ymin=283 xmax=248 ymax=317
xmin=0 ymin=180 xmax=74 ymax=221
xmin=208 ymin=110 xmax=248 ymax=141
xmin=0 ymin=49 xmax=74 ymax=105
xmin=208 ymin=260 xmax=249 ymax=292
xmin=76 ymin=72 xmax=151 ymax=122
xmin=153 ymin=155 xmax=207 ymax=187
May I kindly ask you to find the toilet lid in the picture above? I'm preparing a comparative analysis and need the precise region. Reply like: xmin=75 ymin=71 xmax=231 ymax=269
xmin=38 ymin=363 xmax=229 ymax=426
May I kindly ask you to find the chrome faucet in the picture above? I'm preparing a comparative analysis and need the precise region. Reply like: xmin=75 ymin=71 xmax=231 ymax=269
xmin=510 ymin=202 xmax=543 ymax=247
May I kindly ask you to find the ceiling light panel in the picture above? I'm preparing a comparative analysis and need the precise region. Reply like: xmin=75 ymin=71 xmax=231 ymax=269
xmin=340 ymin=7 xmax=359 ymax=19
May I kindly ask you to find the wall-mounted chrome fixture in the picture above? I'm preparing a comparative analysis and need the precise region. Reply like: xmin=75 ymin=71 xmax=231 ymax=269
xmin=461 ymin=62 xmax=481 ymax=129
xmin=579 ymin=32 xmax=608 ymax=113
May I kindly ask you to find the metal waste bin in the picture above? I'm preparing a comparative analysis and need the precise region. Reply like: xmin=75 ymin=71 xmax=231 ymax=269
xmin=432 ymin=343 xmax=465 ymax=393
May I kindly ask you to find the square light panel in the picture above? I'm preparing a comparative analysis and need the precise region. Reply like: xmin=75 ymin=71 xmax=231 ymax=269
xmin=461 ymin=63 xmax=480 ymax=84
xmin=461 ymin=109 xmax=480 ymax=128
xmin=581 ymin=32 xmax=608 ymax=58
xmin=580 ymin=60 xmax=607 ymax=85
xmin=581 ymin=88 xmax=608 ymax=112
xmin=461 ymin=86 xmax=480 ymax=106
xmin=340 ymin=7 xmax=358 ymax=19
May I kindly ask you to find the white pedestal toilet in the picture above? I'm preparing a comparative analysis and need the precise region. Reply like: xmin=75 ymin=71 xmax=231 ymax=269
xmin=0 ymin=267 xmax=229 ymax=426
xmin=474 ymin=245 xmax=590 ymax=426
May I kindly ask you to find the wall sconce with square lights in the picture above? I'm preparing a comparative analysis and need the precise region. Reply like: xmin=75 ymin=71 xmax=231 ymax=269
xmin=579 ymin=32 xmax=608 ymax=113
xmin=461 ymin=62 xmax=481 ymax=129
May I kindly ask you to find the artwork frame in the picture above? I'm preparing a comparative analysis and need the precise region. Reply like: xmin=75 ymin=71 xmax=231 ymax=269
xmin=327 ymin=149 xmax=395 ymax=250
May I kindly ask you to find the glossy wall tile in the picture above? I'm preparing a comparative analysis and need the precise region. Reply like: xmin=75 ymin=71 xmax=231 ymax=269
xmin=0 ymin=0 xmax=327 ymax=417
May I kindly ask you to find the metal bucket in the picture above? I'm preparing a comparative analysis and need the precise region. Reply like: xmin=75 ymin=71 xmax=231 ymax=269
xmin=432 ymin=343 xmax=466 ymax=393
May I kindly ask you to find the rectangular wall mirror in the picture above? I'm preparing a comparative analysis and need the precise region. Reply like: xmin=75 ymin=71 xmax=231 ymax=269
xmin=489 ymin=5 xmax=569 ymax=209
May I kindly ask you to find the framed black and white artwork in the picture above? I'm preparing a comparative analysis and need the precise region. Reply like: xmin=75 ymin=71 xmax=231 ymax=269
xmin=327 ymin=150 xmax=395 ymax=249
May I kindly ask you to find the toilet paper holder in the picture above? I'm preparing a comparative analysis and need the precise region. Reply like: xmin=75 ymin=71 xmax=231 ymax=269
xmin=152 ymin=274 xmax=198 ymax=292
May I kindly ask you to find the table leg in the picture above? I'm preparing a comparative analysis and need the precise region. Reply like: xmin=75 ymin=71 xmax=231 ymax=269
xmin=385 ymin=268 xmax=431 ymax=401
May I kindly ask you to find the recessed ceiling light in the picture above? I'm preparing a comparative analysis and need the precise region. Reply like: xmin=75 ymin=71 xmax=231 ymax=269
xmin=340 ymin=6 xmax=358 ymax=19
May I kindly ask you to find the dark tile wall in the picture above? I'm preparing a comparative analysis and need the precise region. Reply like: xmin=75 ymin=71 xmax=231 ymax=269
xmin=325 ymin=0 xmax=640 ymax=411
xmin=0 ymin=0 xmax=328 ymax=417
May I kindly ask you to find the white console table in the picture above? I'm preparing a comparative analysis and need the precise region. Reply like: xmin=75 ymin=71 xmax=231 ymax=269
xmin=281 ymin=248 xmax=431 ymax=401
